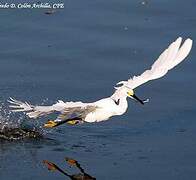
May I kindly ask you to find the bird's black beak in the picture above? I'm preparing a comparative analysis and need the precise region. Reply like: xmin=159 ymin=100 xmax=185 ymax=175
xmin=132 ymin=94 xmax=144 ymax=105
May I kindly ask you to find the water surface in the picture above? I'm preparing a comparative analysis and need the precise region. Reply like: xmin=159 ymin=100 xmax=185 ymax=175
xmin=0 ymin=0 xmax=196 ymax=179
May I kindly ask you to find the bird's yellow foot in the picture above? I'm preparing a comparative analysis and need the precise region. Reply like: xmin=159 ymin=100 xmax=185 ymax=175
xmin=44 ymin=120 xmax=58 ymax=128
xmin=66 ymin=120 xmax=79 ymax=125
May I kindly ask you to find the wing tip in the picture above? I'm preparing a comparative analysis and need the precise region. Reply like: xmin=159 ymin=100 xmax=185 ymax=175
xmin=185 ymin=38 xmax=193 ymax=47
xmin=176 ymin=36 xmax=193 ymax=45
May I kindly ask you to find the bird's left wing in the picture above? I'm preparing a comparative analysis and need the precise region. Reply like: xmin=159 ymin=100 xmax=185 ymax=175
xmin=8 ymin=97 xmax=87 ymax=119
xmin=117 ymin=37 xmax=193 ymax=89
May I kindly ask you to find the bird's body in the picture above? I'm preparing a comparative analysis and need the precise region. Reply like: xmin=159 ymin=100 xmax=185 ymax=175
xmin=8 ymin=37 xmax=193 ymax=127
xmin=8 ymin=93 xmax=128 ymax=124
xmin=84 ymin=96 xmax=128 ymax=122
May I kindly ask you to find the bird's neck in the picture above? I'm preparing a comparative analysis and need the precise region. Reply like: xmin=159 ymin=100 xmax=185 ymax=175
xmin=118 ymin=97 xmax=128 ymax=115
xmin=111 ymin=95 xmax=128 ymax=115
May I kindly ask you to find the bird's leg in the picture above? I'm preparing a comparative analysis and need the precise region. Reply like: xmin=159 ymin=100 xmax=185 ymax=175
xmin=44 ymin=120 xmax=58 ymax=128
xmin=66 ymin=119 xmax=80 ymax=125
xmin=44 ymin=117 xmax=83 ymax=128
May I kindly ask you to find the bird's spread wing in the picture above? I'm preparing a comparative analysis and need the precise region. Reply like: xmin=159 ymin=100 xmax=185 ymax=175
xmin=43 ymin=105 xmax=98 ymax=128
xmin=48 ymin=105 xmax=98 ymax=127
xmin=57 ymin=105 xmax=97 ymax=121
xmin=8 ymin=97 xmax=89 ymax=119
xmin=117 ymin=37 xmax=193 ymax=89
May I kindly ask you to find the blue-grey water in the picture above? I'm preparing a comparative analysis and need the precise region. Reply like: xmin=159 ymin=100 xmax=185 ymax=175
xmin=0 ymin=0 xmax=196 ymax=179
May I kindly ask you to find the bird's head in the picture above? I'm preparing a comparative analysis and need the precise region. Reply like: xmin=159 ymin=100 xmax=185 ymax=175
xmin=126 ymin=88 xmax=144 ymax=105
xmin=112 ymin=85 xmax=145 ymax=105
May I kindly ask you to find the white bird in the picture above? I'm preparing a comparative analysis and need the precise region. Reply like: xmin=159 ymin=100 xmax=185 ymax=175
xmin=8 ymin=37 xmax=193 ymax=128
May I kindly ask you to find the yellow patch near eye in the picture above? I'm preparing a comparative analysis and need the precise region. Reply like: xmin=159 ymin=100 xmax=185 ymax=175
xmin=127 ymin=90 xmax=134 ymax=96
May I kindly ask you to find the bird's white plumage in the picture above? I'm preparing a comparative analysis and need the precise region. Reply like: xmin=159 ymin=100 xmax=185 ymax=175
xmin=8 ymin=37 xmax=193 ymax=124
xmin=8 ymin=97 xmax=87 ymax=118
xmin=117 ymin=37 xmax=193 ymax=89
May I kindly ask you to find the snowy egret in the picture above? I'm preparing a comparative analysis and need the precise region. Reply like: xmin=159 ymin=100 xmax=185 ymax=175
xmin=8 ymin=37 xmax=193 ymax=127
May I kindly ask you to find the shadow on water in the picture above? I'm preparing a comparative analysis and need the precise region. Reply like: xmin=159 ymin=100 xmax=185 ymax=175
xmin=43 ymin=156 xmax=96 ymax=180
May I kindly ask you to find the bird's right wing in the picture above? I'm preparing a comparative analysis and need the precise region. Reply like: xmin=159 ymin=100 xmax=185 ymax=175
xmin=8 ymin=97 xmax=87 ymax=119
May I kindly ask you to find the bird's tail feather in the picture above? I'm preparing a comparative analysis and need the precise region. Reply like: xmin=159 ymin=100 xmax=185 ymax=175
xmin=8 ymin=97 xmax=34 ymax=112
xmin=8 ymin=97 xmax=54 ymax=119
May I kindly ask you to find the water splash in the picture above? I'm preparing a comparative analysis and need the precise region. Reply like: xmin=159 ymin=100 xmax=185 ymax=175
xmin=0 ymin=102 xmax=43 ymax=141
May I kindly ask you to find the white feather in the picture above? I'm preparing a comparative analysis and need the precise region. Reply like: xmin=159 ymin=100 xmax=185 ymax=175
xmin=8 ymin=97 xmax=87 ymax=119
xmin=8 ymin=37 xmax=193 ymax=123
xmin=117 ymin=37 xmax=193 ymax=89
